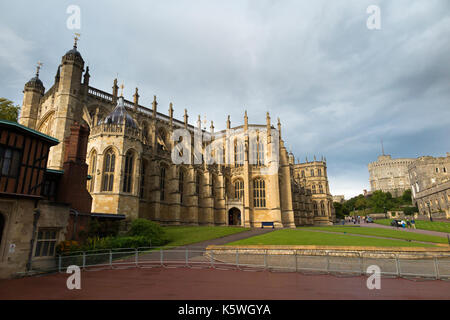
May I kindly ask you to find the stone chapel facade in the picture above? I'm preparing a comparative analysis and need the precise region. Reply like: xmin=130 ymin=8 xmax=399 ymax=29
xmin=18 ymin=40 xmax=335 ymax=228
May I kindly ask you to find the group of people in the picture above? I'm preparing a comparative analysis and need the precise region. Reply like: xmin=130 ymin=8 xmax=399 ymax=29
xmin=343 ymin=216 xmax=368 ymax=224
xmin=395 ymin=218 xmax=416 ymax=229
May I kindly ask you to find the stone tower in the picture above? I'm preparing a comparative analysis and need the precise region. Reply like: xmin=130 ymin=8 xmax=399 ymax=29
xmin=47 ymin=38 xmax=86 ymax=170
xmin=18 ymin=63 xmax=45 ymax=129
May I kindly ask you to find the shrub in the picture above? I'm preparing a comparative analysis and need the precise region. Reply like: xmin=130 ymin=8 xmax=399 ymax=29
xmin=127 ymin=219 xmax=167 ymax=246
xmin=108 ymin=236 xmax=152 ymax=249
xmin=56 ymin=240 xmax=81 ymax=254
xmin=403 ymin=206 xmax=419 ymax=216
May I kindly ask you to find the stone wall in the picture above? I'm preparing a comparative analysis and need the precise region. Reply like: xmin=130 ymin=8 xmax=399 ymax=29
xmin=0 ymin=199 xmax=70 ymax=279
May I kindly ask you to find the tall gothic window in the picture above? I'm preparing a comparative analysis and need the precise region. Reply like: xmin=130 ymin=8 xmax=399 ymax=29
xmin=160 ymin=166 xmax=166 ymax=201
xmin=140 ymin=160 xmax=147 ymax=199
xmin=318 ymin=184 xmax=323 ymax=194
xmin=102 ymin=149 xmax=115 ymax=192
xmin=88 ymin=151 xmax=97 ymax=192
xmin=318 ymin=168 xmax=322 ymax=176
xmin=122 ymin=151 xmax=134 ymax=193
xmin=234 ymin=180 xmax=244 ymax=199
xmin=310 ymin=169 xmax=315 ymax=177
xmin=253 ymin=179 xmax=266 ymax=208
xmin=313 ymin=202 xmax=318 ymax=216
xmin=250 ymin=135 xmax=265 ymax=166
xmin=258 ymin=141 xmax=265 ymax=166
xmin=179 ymin=170 xmax=184 ymax=204
xmin=301 ymin=170 xmax=305 ymax=178
xmin=234 ymin=140 xmax=244 ymax=167
xmin=312 ymin=185 xmax=316 ymax=194
xmin=320 ymin=201 xmax=326 ymax=216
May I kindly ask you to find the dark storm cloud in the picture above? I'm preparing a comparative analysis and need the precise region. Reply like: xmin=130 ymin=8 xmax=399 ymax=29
xmin=0 ymin=0 xmax=449 ymax=198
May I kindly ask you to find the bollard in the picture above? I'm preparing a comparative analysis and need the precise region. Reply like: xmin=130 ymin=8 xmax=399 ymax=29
xmin=135 ymin=249 xmax=138 ymax=267
xmin=185 ymin=248 xmax=189 ymax=267
xmin=82 ymin=252 xmax=86 ymax=269
xmin=109 ymin=250 xmax=112 ymax=268
xmin=160 ymin=249 xmax=164 ymax=267
xmin=58 ymin=255 xmax=62 ymax=273
xmin=236 ymin=250 xmax=240 ymax=270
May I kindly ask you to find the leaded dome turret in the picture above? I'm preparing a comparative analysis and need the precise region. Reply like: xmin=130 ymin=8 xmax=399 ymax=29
xmin=103 ymin=96 xmax=137 ymax=129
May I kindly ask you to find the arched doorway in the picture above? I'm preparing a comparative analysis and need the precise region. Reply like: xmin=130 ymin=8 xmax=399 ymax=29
xmin=0 ymin=214 xmax=4 ymax=247
xmin=228 ymin=208 xmax=241 ymax=226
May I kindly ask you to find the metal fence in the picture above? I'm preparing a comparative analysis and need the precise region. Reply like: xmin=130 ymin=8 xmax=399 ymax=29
xmin=24 ymin=247 xmax=450 ymax=281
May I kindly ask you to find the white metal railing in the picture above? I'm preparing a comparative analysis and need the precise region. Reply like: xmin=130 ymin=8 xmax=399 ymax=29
xmin=20 ymin=247 xmax=450 ymax=281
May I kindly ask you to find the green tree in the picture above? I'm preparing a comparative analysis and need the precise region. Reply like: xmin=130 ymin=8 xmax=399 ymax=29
xmin=402 ymin=189 xmax=412 ymax=204
xmin=0 ymin=98 xmax=20 ymax=122
xmin=368 ymin=190 xmax=391 ymax=213
xmin=354 ymin=197 xmax=369 ymax=210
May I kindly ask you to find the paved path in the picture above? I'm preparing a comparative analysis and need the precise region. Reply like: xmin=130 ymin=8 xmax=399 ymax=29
xmin=176 ymin=227 xmax=274 ymax=249
xmin=1 ymin=267 xmax=448 ymax=300
xmin=135 ymin=228 xmax=274 ymax=262
xmin=360 ymin=222 xmax=450 ymax=238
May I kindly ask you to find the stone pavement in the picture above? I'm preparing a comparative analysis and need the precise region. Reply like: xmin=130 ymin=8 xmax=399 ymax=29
xmin=1 ymin=267 xmax=449 ymax=300
xmin=359 ymin=222 xmax=450 ymax=238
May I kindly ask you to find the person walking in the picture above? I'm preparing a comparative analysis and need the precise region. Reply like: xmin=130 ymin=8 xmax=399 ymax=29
xmin=406 ymin=219 xmax=411 ymax=229
xmin=411 ymin=218 xmax=416 ymax=229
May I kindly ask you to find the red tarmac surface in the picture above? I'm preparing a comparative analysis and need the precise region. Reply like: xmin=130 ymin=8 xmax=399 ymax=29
xmin=0 ymin=267 xmax=449 ymax=300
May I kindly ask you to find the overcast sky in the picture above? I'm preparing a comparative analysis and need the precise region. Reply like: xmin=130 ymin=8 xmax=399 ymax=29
xmin=1 ymin=0 xmax=449 ymax=199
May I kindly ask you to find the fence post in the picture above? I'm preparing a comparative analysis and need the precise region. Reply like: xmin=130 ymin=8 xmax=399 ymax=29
xmin=185 ymin=248 xmax=189 ymax=267
xmin=395 ymin=254 xmax=400 ymax=277
xmin=210 ymin=250 xmax=214 ymax=269
xmin=160 ymin=249 xmax=164 ymax=267
xmin=236 ymin=249 xmax=240 ymax=270
xmin=434 ymin=257 xmax=440 ymax=280
xmin=264 ymin=250 xmax=267 ymax=270
xmin=359 ymin=252 xmax=364 ymax=276
xmin=58 ymin=255 xmax=62 ymax=273
xmin=295 ymin=250 xmax=298 ymax=273
xmin=109 ymin=250 xmax=112 ymax=268
xmin=135 ymin=249 xmax=138 ymax=267
xmin=82 ymin=252 xmax=86 ymax=269
xmin=326 ymin=254 xmax=330 ymax=273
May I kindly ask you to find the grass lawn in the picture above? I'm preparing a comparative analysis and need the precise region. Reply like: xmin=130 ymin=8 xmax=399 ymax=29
xmin=162 ymin=226 xmax=250 ymax=247
xmin=374 ymin=219 xmax=450 ymax=234
xmin=304 ymin=226 xmax=448 ymax=244
xmin=227 ymin=229 xmax=438 ymax=247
